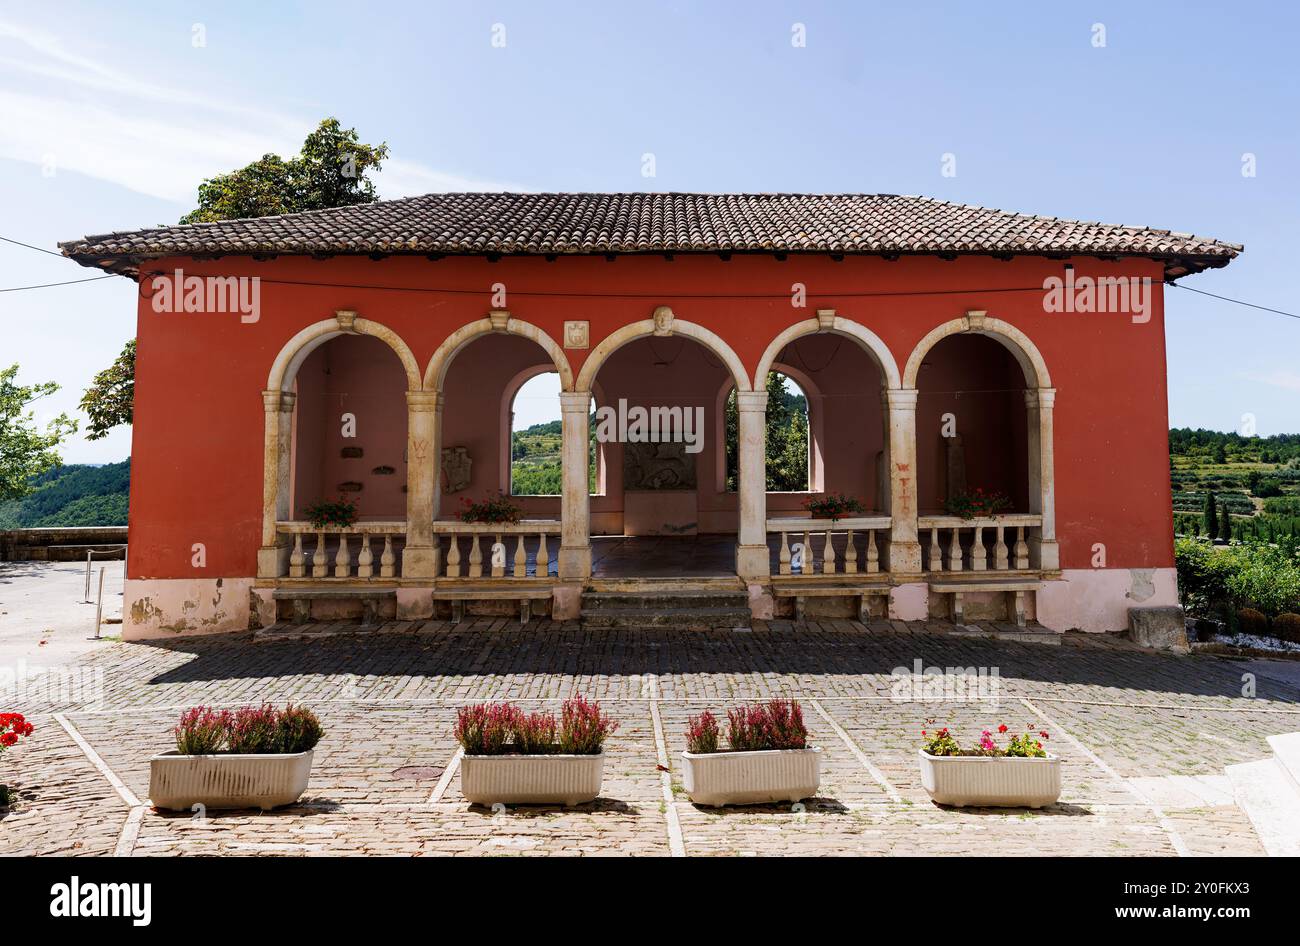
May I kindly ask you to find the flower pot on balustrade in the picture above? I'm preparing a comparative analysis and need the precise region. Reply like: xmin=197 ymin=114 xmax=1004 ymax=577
xmin=918 ymin=749 xmax=1061 ymax=808
xmin=681 ymin=747 xmax=822 ymax=807
xmin=149 ymin=750 xmax=314 ymax=812
xmin=459 ymin=751 xmax=605 ymax=807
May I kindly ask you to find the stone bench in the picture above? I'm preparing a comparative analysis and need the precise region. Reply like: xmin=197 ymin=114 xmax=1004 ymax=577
xmin=272 ymin=587 xmax=396 ymax=626
xmin=927 ymin=578 xmax=1043 ymax=626
xmin=432 ymin=585 xmax=553 ymax=624
xmin=771 ymin=583 xmax=892 ymax=623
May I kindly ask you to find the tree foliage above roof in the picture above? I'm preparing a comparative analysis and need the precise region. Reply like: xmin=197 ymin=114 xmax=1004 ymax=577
xmin=179 ymin=118 xmax=389 ymax=224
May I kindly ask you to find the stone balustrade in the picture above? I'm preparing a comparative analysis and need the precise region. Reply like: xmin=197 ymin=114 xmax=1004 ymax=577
xmin=276 ymin=521 xmax=406 ymax=580
xmin=767 ymin=516 xmax=893 ymax=577
xmin=430 ymin=520 xmax=563 ymax=580
xmin=917 ymin=514 xmax=1042 ymax=572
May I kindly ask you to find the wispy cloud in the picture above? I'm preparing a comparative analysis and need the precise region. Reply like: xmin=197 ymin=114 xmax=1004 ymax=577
xmin=0 ymin=17 xmax=512 ymax=204
xmin=1246 ymin=370 xmax=1300 ymax=393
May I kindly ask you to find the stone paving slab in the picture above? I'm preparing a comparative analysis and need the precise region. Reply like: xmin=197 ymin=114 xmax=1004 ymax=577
xmin=1 ymin=618 xmax=1294 ymax=856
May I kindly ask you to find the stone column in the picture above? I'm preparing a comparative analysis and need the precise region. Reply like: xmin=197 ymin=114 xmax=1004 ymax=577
xmin=1025 ymin=388 xmax=1059 ymax=570
xmin=735 ymin=390 xmax=770 ymax=579
xmin=558 ymin=391 xmax=592 ymax=580
xmin=884 ymin=388 xmax=921 ymax=574
xmin=401 ymin=390 xmax=440 ymax=580
xmin=257 ymin=389 xmax=295 ymax=578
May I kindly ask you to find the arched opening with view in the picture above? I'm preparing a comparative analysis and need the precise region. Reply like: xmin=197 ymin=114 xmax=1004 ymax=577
xmin=506 ymin=370 xmax=601 ymax=498
xmin=720 ymin=368 xmax=819 ymax=494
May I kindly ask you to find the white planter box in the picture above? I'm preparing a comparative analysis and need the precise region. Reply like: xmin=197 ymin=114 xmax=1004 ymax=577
xmin=459 ymin=751 xmax=604 ymax=806
xmin=681 ymin=747 xmax=822 ymax=807
xmin=149 ymin=750 xmax=314 ymax=811
xmin=918 ymin=749 xmax=1061 ymax=808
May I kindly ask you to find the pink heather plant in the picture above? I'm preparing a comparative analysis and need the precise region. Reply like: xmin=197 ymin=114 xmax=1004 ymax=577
xmin=685 ymin=711 xmax=720 ymax=754
xmin=225 ymin=704 xmax=282 ymax=754
xmin=454 ymin=703 xmax=522 ymax=755
xmin=513 ymin=710 xmax=558 ymax=754
xmin=558 ymin=695 xmax=617 ymax=755
xmin=721 ymin=699 xmax=808 ymax=752
xmin=174 ymin=706 xmax=230 ymax=755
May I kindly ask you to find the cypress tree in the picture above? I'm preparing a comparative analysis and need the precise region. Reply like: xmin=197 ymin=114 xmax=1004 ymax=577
xmin=1204 ymin=490 xmax=1217 ymax=537
xmin=1219 ymin=501 xmax=1232 ymax=543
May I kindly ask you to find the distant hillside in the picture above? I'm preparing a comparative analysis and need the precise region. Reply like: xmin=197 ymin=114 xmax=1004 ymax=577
xmin=0 ymin=460 xmax=130 ymax=528
xmin=1170 ymin=428 xmax=1300 ymax=540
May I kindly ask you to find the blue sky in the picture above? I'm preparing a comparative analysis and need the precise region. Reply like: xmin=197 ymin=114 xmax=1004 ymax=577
xmin=1 ymin=1 xmax=1296 ymax=462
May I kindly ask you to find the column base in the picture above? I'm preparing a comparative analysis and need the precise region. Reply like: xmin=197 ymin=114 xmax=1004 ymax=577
xmin=1031 ymin=538 xmax=1060 ymax=571
xmin=396 ymin=587 xmax=434 ymax=620
xmin=888 ymin=539 xmax=922 ymax=575
xmin=558 ymin=545 xmax=592 ymax=581
xmin=257 ymin=544 xmax=290 ymax=579
xmin=552 ymin=582 xmax=583 ymax=620
xmin=736 ymin=544 xmax=770 ymax=580
xmin=400 ymin=545 xmax=439 ymax=580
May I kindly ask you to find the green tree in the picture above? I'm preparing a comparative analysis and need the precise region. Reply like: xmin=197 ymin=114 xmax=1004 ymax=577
xmin=1203 ymin=490 xmax=1217 ymax=538
xmin=80 ymin=339 xmax=135 ymax=440
xmin=180 ymin=118 xmax=389 ymax=224
xmin=83 ymin=119 xmax=389 ymax=438
xmin=1219 ymin=500 xmax=1233 ymax=543
xmin=0 ymin=365 xmax=77 ymax=501
xmin=724 ymin=372 xmax=809 ymax=492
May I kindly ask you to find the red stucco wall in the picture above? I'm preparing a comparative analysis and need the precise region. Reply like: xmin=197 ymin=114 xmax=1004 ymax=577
xmin=128 ymin=253 xmax=1173 ymax=579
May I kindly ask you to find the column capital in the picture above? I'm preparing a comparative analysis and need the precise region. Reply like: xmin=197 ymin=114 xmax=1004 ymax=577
xmin=262 ymin=389 xmax=285 ymax=412
xmin=278 ymin=391 xmax=297 ymax=412
xmin=560 ymin=391 xmax=592 ymax=413
xmin=1024 ymin=387 xmax=1057 ymax=409
xmin=406 ymin=390 xmax=440 ymax=411
xmin=884 ymin=387 xmax=919 ymax=410
xmin=736 ymin=390 xmax=769 ymax=412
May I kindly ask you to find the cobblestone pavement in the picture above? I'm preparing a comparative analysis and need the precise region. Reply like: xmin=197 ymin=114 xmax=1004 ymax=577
xmin=2 ymin=617 xmax=1295 ymax=856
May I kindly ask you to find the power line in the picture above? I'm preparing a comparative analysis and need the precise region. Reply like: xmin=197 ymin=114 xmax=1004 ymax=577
xmin=2 ymin=228 xmax=1298 ymax=320
xmin=1168 ymin=282 xmax=1300 ymax=321
xmin=0 ymin=235 xmax=66 ymax=258
xmin=0 ymin=275 xmax=118 ymax=293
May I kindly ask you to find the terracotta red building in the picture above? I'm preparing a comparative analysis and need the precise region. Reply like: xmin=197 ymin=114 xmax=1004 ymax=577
xmin=61 ymin=193 xmax=1239 ymax=637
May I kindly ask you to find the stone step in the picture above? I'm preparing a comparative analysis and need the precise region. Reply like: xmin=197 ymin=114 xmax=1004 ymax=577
xmin=1225 ymin=757 xmax=1300 ymax=856
xmin=582 ymin=591 xmax=749 ymax=611
xmin=1266 ymin=732 xmax=1300 ymax=789
xmin=581 ymin=606 xmax=753 ymax=630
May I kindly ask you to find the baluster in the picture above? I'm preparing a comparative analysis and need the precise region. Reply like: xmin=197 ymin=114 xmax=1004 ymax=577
xmin=536 ymin=531 xmax=550 ymax=577
xmin=971 ymin=524 xmax=987 ymax=571
xmin=1014 ymin=526 xmax=1030 ymax=569
xmin=866 ymin=529 xmax=879 ymax=574
xmin=778 ymin=531 xmax=791 ymax=575
xmin=800 ymin=530 xmax=810 ymax=577
xmin=513 ymin=534 xmax=528 ymax=578
xmin=993 ymin=523 xmax=1009 ymax=570
xmin=289 ymin=533 xmax=305 ymax=578
xmin=490 ymin=532 xmax=505 ymax=578
xmin=468 ymin=532 xmax=483 ymax=578
xmin=312 ymin=531 xmax=327 ymax=578
xmin=926 ymin=526 xmax=939 ymax=571
xmin=947 ymin=527 xmax=963 ymax=572
xmin=446 ymin=534 xmax=461 ymax=577
xmin=334 ymin=532 xmax=352 ymax=578
xmin=380 ymin=534 xmax=396 ymax=578
xmin=820 ymin=529 xmax=834 ymax=574
xmin=843 ymin=530 xmax=858 ymax=574
xmin=357 ymin=532 xmax=374 ymax=579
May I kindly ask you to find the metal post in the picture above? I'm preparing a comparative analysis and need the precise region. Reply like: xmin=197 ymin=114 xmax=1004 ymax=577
xmin=93 ymin=566 xmax=105 ymax=639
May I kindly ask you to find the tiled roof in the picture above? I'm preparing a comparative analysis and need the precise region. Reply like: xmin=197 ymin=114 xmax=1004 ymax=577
xmin=60 ymin=192 xmax=1241 ymax=278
